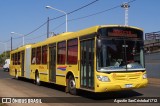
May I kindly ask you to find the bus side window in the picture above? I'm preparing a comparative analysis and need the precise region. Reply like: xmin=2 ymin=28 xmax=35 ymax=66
xmin=57 ymin=41 xmax=66 ymax=64
xmin=13 ymin=54 xmax=15 ymax=65
xmin=15 ymin=53 xmax=17 ymax=65
xmin=31 ymin=48 xmax=36 ymax=64
xmin=67 ymin=38 xmax=78 ymax=64
xmin=42 ymin=45 xmax=47 ymax=64
xmin=32 ymin=57 xmax=36 ymax=64
xmin=36 ymin=47 xmax=41 ymax=64
xmin=18 ymin=52 xmax=20 ymax=65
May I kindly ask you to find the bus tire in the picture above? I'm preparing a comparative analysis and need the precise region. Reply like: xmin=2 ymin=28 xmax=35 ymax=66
xmin=6 ymin=68 xmax=9 ymax=72
xmin=35 ymin=72 xmax=41 ymax=86
xmin=68 ymin=75 xmax=77 ymax=95
xmin=15 ymin=70 xmax=18 ymax=79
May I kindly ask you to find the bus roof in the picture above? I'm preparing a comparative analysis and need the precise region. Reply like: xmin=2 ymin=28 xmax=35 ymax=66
xmin=10 ymin=44 xmax=32 ymax=54
xmin=99 ymin=25 xmax=143 ymax=31
xmin=11 ymin=25 xmax=143 ymax=51
xmin=45 ymin=25 xmax=143 ymax=43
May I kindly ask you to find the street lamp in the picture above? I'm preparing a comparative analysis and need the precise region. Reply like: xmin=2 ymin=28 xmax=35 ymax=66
xmin=46 ymin=6 xmax=68 ymax=32
xmin=11 ymin=32 xmax=25 ymax=46
xmin=121 ymin=3 xmax=130 ymax=26
xmin=0 ymin=42 xmax=7 ymax=58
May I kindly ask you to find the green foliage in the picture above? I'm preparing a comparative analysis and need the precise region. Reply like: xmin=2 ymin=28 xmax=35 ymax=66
xmin=0 ymin=51 xmax=10 ymax=66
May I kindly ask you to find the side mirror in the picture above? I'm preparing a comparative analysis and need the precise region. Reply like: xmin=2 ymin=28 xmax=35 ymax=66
xmin=97 ymin=39 xmax=101 ymax=49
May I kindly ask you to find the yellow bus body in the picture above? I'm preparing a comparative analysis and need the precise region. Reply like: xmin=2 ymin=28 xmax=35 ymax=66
xmin=10 ymin=25 xmax=148 ymax=93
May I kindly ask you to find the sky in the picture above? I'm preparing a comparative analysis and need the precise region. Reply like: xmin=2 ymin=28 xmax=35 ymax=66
xmin=0 ymin=0 xmax=160 ymax=53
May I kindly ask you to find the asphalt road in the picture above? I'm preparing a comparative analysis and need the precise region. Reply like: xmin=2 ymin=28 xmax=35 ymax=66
xmin=145 ymin=52 xmax=160 ymax=78
xmin=0 ymin=69 xmax=159 ymax=106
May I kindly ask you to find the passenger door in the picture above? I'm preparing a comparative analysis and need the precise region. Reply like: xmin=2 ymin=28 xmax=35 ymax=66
xmin=49 ymin=43 xmax=56 ymax=82
xmin=80 ymin=38 xmax=94 ymax=89
xmin=21 ymin=51 xmax=25 ymax=77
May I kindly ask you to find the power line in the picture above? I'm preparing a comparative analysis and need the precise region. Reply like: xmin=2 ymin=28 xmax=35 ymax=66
xmin=67 ymin=0 xmax=100 ymax=15
xmin=25 ymin=22 xmax=66 ymax=41
xmin=48 ymin=0 xmax=136 ymax=33
xmin=25 ymin=0 xmax=136 ymax=39
xmin=5 ymin=0 xmax=136 ymax=44
xmin=26 ymin=33 xmax=46 ymax=41
xmin=12 ymin=21 xmax=48 ymax=40
xmin=50 ymin=22 xmax=66 ymax=31
xmin=5 ymin=21 xmax=47 ymax=42
xmin=27 ymin=0 xmax=137 ymax=40
xmin=24 ymin=21 xmax=48 ymax=37
xmin=128 ymin=0 xmax=137 ymax=3
xmin=4 ymin=39 xmax=11 ymax=43
xmin=68 ymin=5 xmax=120 ymax=22
xmin=24 ymin=0 xmax=100 ymax=37
xmin=8 ymin=0 xmax=100 ymax=41
xmin=69 ymin=0 xmax=136 ymax=22
xmin=49 ymin=0 xmax=100 ymax=21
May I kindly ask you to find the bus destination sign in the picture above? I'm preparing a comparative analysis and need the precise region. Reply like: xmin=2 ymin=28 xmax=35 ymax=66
xmin=108 ymin=29 xmax=138 ymax=38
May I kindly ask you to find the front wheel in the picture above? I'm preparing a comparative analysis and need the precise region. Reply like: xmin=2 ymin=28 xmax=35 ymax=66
xmin=68 ymin=75 xmax=77 ymax=95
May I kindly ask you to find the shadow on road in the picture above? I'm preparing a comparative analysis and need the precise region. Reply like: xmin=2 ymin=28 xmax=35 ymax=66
xmin=77 ymin=89 xmax=143 ymax=100
xmin=14 ymin=77 xmax=143 ymax=101
xmin=13 ymin=77 xmax=66 ymax=92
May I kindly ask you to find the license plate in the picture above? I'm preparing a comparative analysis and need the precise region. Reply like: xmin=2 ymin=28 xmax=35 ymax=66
xmin=125 ymin=84 xmax=133 ymax=88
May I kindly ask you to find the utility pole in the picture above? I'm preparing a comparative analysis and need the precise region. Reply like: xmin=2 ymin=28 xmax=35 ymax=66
xmin=11 ymin=32 xmax=25 ymax=46
xmin=121 ymin=3 xmax=130 ymax=26
xmin=47 ymin=17 xmax=50 ymax=38
xmin=11 ymin=36 xmax=12 ymax=51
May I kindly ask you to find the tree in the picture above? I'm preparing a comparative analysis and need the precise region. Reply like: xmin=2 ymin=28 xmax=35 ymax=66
xmin=0 ymin=51 xmax=10 ymax=66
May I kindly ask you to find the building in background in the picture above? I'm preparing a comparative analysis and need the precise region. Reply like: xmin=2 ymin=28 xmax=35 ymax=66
xmin=144 ymin=31 xmax=160 ymax=53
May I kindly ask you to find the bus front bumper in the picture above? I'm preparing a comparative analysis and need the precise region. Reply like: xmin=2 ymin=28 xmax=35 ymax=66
xmin=95 ymin=79 xmax=148 ymax=92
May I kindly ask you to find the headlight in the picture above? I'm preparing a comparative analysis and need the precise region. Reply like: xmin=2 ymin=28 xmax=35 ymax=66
xmin=143 ymin=73 xmax=147 ymax=79
xmin=97 ymin=75 xmax=110 ymax=82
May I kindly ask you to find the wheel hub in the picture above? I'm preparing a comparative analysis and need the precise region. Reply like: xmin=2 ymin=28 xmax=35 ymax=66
xmin=69 ymin=80 xmax=75 ymax=89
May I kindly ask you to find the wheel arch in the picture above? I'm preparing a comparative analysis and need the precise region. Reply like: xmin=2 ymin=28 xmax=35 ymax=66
xmin=66 ymin=71 xmax=75 ymax=80
xmin=35 ymin=69 xmax=39 ymax=78
xmin=15 ymin=69 xmax=17 ymax=75
xmin=35 ymin=69 xmax=38 ymax=74
xmin=66 ymin=71 xmax=76 ymax=86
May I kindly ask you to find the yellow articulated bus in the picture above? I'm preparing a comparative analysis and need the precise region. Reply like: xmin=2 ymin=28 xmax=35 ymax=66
xmin=10 ymin=25 xmax=148 ymax=95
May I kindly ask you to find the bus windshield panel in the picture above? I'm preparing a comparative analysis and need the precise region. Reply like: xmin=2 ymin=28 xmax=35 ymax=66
xmin=97 ymin=27 xmax=145 ymax=72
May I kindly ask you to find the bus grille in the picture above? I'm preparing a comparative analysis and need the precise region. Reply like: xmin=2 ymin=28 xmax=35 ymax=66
xmin=112 ymin=74 xmax=141 ymax=81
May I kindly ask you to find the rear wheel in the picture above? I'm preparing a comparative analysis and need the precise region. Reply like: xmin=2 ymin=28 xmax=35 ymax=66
xmin=15 ymin=70 xmax=18 ymax=79
xmin=35 ymin=72 xmax=41 ymax=86
xmin=6 ymin=68 xmax=9 ymax=72
xmin=68 ymin=75 xmax=77 ymax=95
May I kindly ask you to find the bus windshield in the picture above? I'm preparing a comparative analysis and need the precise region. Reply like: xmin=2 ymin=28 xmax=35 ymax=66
xmin=97 ymin=39 xmax=145 ymax=72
